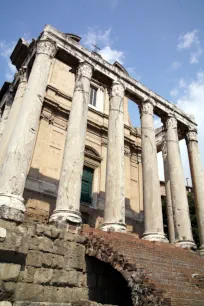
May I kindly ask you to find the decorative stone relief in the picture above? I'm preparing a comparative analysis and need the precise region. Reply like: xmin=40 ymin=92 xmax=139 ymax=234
xmin=110 ymin=81 xmax=125 ymax=98
xmin=36 ymin=39 xmax=57 ymax=58
xmin=18 ymin=66 xmax=28 ymax=83
xmin=166 ymin=114 xmax=177 ymax=130
xmin=186 ymin=128 xmax=198 ymax=143
xmin=77 ymin=61 xmax=93 ymax=80
xmin=139 ymin=97 xmax=155 ymax=115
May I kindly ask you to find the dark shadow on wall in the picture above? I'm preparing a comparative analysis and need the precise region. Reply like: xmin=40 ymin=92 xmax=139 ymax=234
xmin=24 ymin=169 xmax=144 ymax=237
xmin=85 ymin=255 xmax=133 ymax=306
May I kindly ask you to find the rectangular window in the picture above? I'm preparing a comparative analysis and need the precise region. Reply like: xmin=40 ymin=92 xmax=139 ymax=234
xmin=89 ymin=86 xmax=97 ymax=107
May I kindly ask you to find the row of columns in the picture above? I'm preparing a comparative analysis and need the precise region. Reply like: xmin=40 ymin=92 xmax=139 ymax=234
xmin=0 ymin=37 xmax=204 ymax=253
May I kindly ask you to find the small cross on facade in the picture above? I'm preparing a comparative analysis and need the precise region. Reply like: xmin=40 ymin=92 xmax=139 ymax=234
xmin=92 ymin=43 xmax=101 ymax=53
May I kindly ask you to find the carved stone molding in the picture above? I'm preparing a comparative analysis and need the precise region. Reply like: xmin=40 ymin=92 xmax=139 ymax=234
xmin=19 ymin=66 xmax=28 ymax=83
xmin=139 ymin=97 xmax=155 ymax=116
xmin=165 ymin=114 xmax=177 ymax=130
xmin=77 ymin=61 xmax=93 ymax=80
xmin=36 ymin=39 xmax=57 ymax=58
xmin=186 ymin=128 xmax=198 ymax=143
xmin=101 ymin=138 xmax=108 ymax=147
xmin=109 ymin=81 xmax=125 ymax=98
xmin=124 ymin=148 xmax=131 ymax=157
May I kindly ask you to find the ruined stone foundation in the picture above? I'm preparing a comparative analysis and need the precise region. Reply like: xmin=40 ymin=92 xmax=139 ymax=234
xmin=0 ymin=220 xmax=204 ymax=306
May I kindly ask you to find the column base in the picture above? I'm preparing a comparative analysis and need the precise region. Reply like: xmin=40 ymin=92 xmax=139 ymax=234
xmin=100 ymin=222 xmax=127 ymax=233
xmin=0 ymin=193 xmax=25 ymax=222
xmin=199 ymin=245 xmax=204 ymax=256
xmin=175 ymin=240 xmax=197 ymax=250
xmin=142 ymin=232 xmax=169 ymax=243
xmin=49 ymin=209 xmax=82 ymax=225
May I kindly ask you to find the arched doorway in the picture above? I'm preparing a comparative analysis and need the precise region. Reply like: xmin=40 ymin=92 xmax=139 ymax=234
xmin=85 ymin=255 xmax=133 ymax=306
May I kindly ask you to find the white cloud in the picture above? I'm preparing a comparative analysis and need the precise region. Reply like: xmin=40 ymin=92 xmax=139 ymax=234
xmin=0 ymin=41 xmax=16 ymax=81
xmin=177 ymin=29 xmax=199 ymax=49
xmin=179 ymin=78 xmax=187 ymax=88
xmin=83 ymin=28 xmax=125 ymax=64
xmin=170 ymin=88 xmax=178 ymax=97
xmin=171 ymin=61 xmax=181 ymax=70
xmin=177 ymin=29 xmax=203 ymax=64
xmin=99 ymin=46 xmax=124 ymax=64
xmin=110 ymin=0 xmax=119 ymax=9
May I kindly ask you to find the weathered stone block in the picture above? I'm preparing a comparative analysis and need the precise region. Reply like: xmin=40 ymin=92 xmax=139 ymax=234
xmin=38 ymin=237 xmax=53 ymax=253
xmin=26 ymin=251 xmax=42 ymax=267
xmin=0 ymin=302 xmax=12 ymax=306
xmin=34 ymin=268 xmax=53 ymax=284
xmin=0 ymin=263 xmax=21 ymax=281
xmin=64 ymin=243 xmax=85 ymax=271
xmin=41 ymin=253 xmax=64 ymax=269
xmin=0 ymin=227 xmax=6 ymax=241
xmin=59 ymin=231 xmax=75 ymax=242
xmin=15 ymin=283 xmax=44 ymax=301
xmin=44 ymin=226 xmax=60 ymax=239
xmin=19 ymin=266 xmax=36 ymax=283
xmin=72 ymin=288 xmax=89 ymax=301
xmin=43 ymin=286 xmax=74 ymax=303
xmin=53 ymin=239 xmax=69 ymax=255
xmin=52 ymin=270 xmax=82 ymax=287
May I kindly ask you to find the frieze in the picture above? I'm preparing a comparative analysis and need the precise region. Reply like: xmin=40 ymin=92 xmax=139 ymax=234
xmin=42 ymin=25 xmax=197 ymax=129
xmin=36 ymin=39 xmax=57 ymax=58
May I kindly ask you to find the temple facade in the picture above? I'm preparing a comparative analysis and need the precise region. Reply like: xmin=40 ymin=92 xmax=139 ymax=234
xmin=0 ymin=24 xmax=204 ymax=254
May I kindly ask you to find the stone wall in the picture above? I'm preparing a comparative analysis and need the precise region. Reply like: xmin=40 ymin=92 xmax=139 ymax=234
xmin=0 ymin=220 xmax=132 ymax=306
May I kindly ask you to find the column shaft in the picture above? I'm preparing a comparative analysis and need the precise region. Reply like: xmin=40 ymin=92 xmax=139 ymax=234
xmin=101 ymin=81 xmax=126 ymax=232
xmin=162 ymin=141 xmax=175 ymax=243
xmin=165 ymin=115 xmax=195 ymax=249
xmin=140 ymin=98 xmax=167 ymax=242
xmin=186 ymin=128 xmax=204 ymax=254
xmin=0 ymin=90 xmax=13 ymax=141
xmin=0 ymin=67 xmax=28 ymax=166
xmin=0 ymin=39 xmax=57 ymax=222
xmin=50 ymin=62 xmax=93 ymax=225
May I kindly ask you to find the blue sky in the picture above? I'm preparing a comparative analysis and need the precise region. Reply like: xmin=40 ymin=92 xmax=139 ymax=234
xmin=0 ymin=0 xmax=204 ymax=183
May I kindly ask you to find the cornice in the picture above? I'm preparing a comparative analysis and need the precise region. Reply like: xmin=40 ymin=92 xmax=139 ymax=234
xmin=42 ymin=24 xmax=197 ymax=130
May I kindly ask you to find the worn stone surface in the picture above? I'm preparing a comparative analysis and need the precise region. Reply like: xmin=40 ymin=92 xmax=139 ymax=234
xmin=50 ymin=62 xmax=93 ymax=225
xmin=0 ymin=263 xmax=21 ymax=281
xmin=140 ymin=99 xmax=167 ymax=242
xmin=161 ymin=141 xmax=175 ymax=243
xmin=165 ymin=115 xmax=195 ymax=249
xmin=186 ymin=128 xmax=204 ymax=254
xmin=101 ymin=81 xmax=126 ymax=233
xmin=0 ymin=38 xmax=57 ymax=222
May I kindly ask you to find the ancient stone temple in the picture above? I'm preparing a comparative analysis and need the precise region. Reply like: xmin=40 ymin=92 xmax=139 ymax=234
xmin=0 ymin=25 xmax=204 ymax=305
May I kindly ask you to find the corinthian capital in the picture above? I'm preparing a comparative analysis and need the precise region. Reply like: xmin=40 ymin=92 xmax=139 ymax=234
xmin=186 ymin=128 xmax=198 ymax=143
xmin=165 ymin=114 xmax=177 ymax=130
xmin=19 ymin=66 xmax=28 ymax=83
xmin=139 ymin=97 xmax=155 ymax=116
xmin=36 ymin=39 xmax=57 ymax=58
xmin=110 ymin=81 xmax=125 ymax=98
xmin=77 ymin=62 xmax=93 ymax=80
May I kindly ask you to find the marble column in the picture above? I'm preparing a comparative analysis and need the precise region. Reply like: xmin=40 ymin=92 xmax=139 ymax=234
xmin=0 ymin=88 xmax=14 ymax=141
xmin=186 ymin=127 xmax=204 ymax=254
xmin=0 ymin=38 xmax=57 ymax=222
xmin=49 ymin=62 xmax=93 ymax=225
xmin=0 ymin=66 xmax=28 ymax=167
xmin=161 ymin=141 xmax=175 ymax=243
xmin=140 ymin=98 xmax=167 ymax=242
xmin=101 ymin=81 xmax=126 ymax=232
xmin=165 ymin=114 xmax=196 ymax=249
